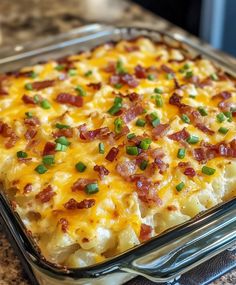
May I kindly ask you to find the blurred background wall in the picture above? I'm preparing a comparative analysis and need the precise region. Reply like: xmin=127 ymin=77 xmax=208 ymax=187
xmin=133 ymin=0 xmax=236 ymax=57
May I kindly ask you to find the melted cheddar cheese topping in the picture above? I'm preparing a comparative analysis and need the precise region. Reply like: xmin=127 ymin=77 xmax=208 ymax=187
xmin=0 ymin=37 xmax=235 ymax=267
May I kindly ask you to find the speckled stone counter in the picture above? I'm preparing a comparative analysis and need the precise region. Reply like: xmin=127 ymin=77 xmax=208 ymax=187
xmin=0 ymin=1 xmax=235 ymax=284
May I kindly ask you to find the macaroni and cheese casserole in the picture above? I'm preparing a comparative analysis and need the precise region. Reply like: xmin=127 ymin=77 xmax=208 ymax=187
xmin=0 ymin=37 xmax=235 ymax=267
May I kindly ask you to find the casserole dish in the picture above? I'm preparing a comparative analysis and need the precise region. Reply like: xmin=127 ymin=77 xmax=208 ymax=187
xmin=0 ymin=24 xmax=235 ymax=285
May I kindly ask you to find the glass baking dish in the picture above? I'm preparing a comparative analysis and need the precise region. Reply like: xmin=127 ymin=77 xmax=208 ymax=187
xmin=0 ymin=24 xmax=235 ymax=285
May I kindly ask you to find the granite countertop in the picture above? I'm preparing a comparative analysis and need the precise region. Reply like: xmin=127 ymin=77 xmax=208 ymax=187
xmin=0 ymin=1 xmax=235 ymax=284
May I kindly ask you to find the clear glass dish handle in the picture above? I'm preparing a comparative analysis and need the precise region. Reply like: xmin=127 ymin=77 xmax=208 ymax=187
xmin=120 ymin=198 xmax=236 ymax=283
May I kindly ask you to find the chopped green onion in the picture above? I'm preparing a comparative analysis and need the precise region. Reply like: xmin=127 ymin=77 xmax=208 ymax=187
xmin=114 ymin=97 xmax=122 ymax=105
xmin=189 ymin=94 xmax=196 ymax=99
xmin=17 ymin=151 xmax=28 ymax=158
xmin=75 ymin=85 xmax=86 ymax=97
xmin=116 ymin=60 xmax=126 ymax=74
xmin=114 ymin=118 xmax=123 ymax=134
xmin=127 ymin=133 xmax=136 ymax=140
xmin=55 ymin=123 xmax=70 ymax=129
xmin=181 ymin=114 xmax=191 ymax=124
xmin=35 ymin=164 xmax=48 ymax=174
xmin=216 ymin=112 xmax=225 ymax=123
xmin=33 ymin=95 xmax=40 ymax=104
xmin=218 ymin=127 xmax=229 ymax=134
xmin=155 ymin=95 xmax=163 ymax=107
xmin=84 ymin=70 xmax=93 ymax=77
xmin=202 ymin=166 xmax=216 ymax=175
xmin=55 ymin=136 xmax=70 ymax=146
xmin=210 ymin=73 xmax=218 ymax=81
xmin=42 ymin=155 xmax=55 ymax=166
xmin=68 ymin=69 xmax=77 ymax=76
xmin=108 ymin=97 xmax=122 ymax=115
xmin=147 ymin=74 xmax=155 ymax=81
xmin=126 ymin=146 xmax=139 ymax=156
xmin=25 ymin=112 xmax=33 ymax=118
xmin=223 ymin=111 xmax=232 ymax=122
xmin=198 ymin=107 xmax=208 ymax=116
xmin=30 ymin=71 xmax=37 ymax=79
xmin=185 ymin=71 xmax=193 ymax=78
xmin=55 ymin=143 xmax=67 ymax=152
xmin=179 ymin=68 xmax=185 ymax=73
xmin=149 ymin=112 xmax=160 ymax=127
xmin=154 ymin=87 xmax=163 ymax=94
xmin=152 ymin=117 xmax=160 ymax=127
xmin=176 ymin=182 xmax=185 ymax=192
xmin=140 ymin=160 xmax=148 ymax=170
xmin=136 ymin=118 xmax=146 ymax=127
xmin=139 ymin=138 xmax=152 ymax=150
xmin=40 ymin=99 xmax=51 ymax=109
xmin=114 ymin=83 xmax=123 ymax=89
xmin=85 ymin=183 xmax=99 ymax=194
xmin=186 ymin=135 xmax=199 ymax=144
xmin=166 ymin=73 xmax=174 ymax=80
xmin=75 ymin=161 xmax=87 ymax=172
xmin=25 ymin=83 xmax=33 ymax=91
xmin=183 ymin=63 xmax=190 ymax=70
xmin=98 ymin=142 xmax=105 ymax=154
xmin=177 ymin=148 xmax=186 ymax=159
xmin=55 ymin=65 xmax=65 ymax=71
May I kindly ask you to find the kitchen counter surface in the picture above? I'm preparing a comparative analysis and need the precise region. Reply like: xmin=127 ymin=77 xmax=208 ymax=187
xmin=0 ymin=0 xmax=235 ymax=284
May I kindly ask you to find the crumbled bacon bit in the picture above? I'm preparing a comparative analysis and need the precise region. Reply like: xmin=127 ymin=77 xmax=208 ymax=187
xmin=64 ymin=198 xmax=95 ymax=210
xmin=218 ymin=101 xmax=233 ymax=112
xmin=53 ymin=128 xmax=73 ymax=138
xmin=79 ymin=126 xmax=111 ymax=141
xmin=161 ymin=64 xmax=174 ymax=74
xmin=105 ymin=147 xmax=119 ymax=162
xmin=155 ymin=158 xmax=169 ymax=174
xmin=24 ymin=116 xmax=40 ymax=126
xmin=116 ymin=160 xmax=137 ymax=180
xmin=43 ymin=142 xmax=56 ymax=155
xmin=184 ymin=167 xmax=196 ymax=177
xmin=193 ymin=139 xmax=236 ymax=163
xmin=110 ymin=73 xmax=139 ymax=88
xmin=122 ymin=104 xmax=144 ymax=123
xmin=0 ymin=121 xmax=18 ymax=148
xmin=132 ymin=175 xmax=162 ymax=205
xmin=212 ymin=91 xmax=232 ymax=101
xmin=24 ymin=127 xmax=37 ymax=140
xmin=167 ymin=205 xmax=178 ymax=211
xmin=103 ymin=62 xmax=116 ymax=73
xmin=94 ymin=165 xmax=110 ymax=180
xmin=151 ymin=124 xmax=170 ymax=139
xmin=87 ymin=82 xmax=102 ymax=90
xmin=71 ymin=178 xmax=97 ymax=192
xmin=148 ymin=148 xmax=165 ymax=159
xmin=58 ymin=218 xmax=69 ymax=233
xmin=56 ymin=93 xmax=83 ymax=108
xmin=178 ymin=162 xmax=191 ymax=168
xmin=195 ymin=123 xmax=214 ymax=135
xmin=35 ymin=185 xmax=55 ymax=203
xmin=127 ymin=92 xmax=140 ymax=102
xmin=199 ymin=77 xmax=213 ymax=88
xmin=134 ymin=65 xmax=147 ymax=79
xmin=125 ymin=45 xmax=140 ymax=52
xmin=18 ymin=157 xmax=32 ymax=163
xmin=168 ymin=128 xmax=190 ymax=141
xmin=139 ymin=224 xmax=152 ymax=242
xmin=22 ymin=94 xmax=36 ymax=104
xmin=24 ymin=183 xmax=33 ymax=194
xmin=174 ymin=78 xmax=181 ymax=89
xmin=32 ymin=80 xmax=54 ymax=90
xmin=169 ymin=93 xmax=182 ymax=107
